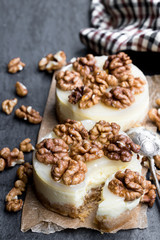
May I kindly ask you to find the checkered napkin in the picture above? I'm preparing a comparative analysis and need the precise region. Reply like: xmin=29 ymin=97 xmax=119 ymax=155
xmin=80 ymin=0 xmax=160 ymax=54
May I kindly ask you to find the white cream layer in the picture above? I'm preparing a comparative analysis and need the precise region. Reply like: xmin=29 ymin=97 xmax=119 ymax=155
xmin=33 ymin=120 xmax=142 ymax=209
xmin=96 ymin=172 xmax=141 ymax=220
xmin=56 ymin=56 xmax=149 ymax=131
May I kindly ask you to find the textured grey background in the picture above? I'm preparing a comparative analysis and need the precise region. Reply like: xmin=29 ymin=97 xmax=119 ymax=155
xmin=0 ymin=0 xmax=160 ymax=239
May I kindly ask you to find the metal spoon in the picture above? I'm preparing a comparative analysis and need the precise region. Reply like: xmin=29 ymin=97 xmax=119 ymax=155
xmin=127 ymin=127 xmax=160 ymax=198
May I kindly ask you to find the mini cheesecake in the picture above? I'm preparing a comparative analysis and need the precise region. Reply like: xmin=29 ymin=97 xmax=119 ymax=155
xmin=33 ymin=120 xmax=142 ymax=219
xmin=55 ymin=55 xmax=149 ymax=131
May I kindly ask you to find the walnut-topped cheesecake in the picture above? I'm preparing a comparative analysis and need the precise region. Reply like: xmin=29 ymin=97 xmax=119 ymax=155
xmin=55 ymin=52 xmax=149 ymax=131
xmin=33 ymin=119 xmax=156 ymax=230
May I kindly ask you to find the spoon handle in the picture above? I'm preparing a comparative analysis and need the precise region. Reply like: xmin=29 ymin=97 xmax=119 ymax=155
xmin=149 ymin=156 xmax=160 ymax=198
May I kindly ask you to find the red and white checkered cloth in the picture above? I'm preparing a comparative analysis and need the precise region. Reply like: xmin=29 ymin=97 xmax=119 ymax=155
xmin=80 ymin=0 xmax=160 ymax=54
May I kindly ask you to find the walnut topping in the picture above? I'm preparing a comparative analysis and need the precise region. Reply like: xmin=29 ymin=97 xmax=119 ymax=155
xmin=148 ymin=108 xmax=160 ymax=131
xmin=8 ymin=57 xmax=25 ymax=74
xmin=101 ymin=87 xmax=135 ymax=109
xmin=79 ymin=86 xmax=100 ymax=109
xmin=68 ymin=86 xmax=84 ymax=104
xmin=2 ymin=98 xmax=18 ymax=115
xmin=104 ymin=134 xmax=140 ymax=162
xmin=56 ymin=70 xmax=83 ymax=91
xmin=53 ymin=119 xmax=89 ymax=144
xmin=51 ymin=158 xmax=87 ymax=185
xmin=73 ymin=54 xmax=96 ymax=76
xmin=15 ymin=105 xmax=42 ymax=124
xmin=39 ymin=51 xmax=66 ymax=72
xmin=70 ymin=140 xmax=104 ymax=162
xmin=36 ymin=138 xmax=69 ymax=164
xmin=89 ymin=120 xmax=120 ymax=144
xmin=15 ymin=81 xmax=28 ymax=97
xmin=6 ymin=162 xmax=33 ymax=212
xmin=0 ymin=147 xmax=24 ymax=168
xmin=103 ymin=52 xmax=132 ymax=81
xmin=83 ymin=69 xmax=108 ymax=90
xmin=119 ymin=76 xmax=146 ymax=94
xmin=108 ymin=169 xmax=156 ymax=206
xmin=20 ymin=138 xmax=35 ymax=152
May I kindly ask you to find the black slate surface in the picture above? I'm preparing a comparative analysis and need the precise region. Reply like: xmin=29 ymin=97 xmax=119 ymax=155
xmin=0 ymin=1 xmax=160 ymax=239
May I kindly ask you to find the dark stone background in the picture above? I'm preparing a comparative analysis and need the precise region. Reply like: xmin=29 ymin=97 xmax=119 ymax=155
xmin=0 ymin=1 xmax=160 ymax=239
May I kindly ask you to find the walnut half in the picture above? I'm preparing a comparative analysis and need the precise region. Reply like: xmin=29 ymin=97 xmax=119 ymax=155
xmin=15 ymin=105 xmax=42 ymax=124
xmin=8 ymin=57 xmax=25 ymax=74
xmin=104 ymin=134 xmax=140 ymax=162
xmin=2 ymin=98 xmax=18 ymax=115
xmin=102 ymin=87 xmax=135 ymax=109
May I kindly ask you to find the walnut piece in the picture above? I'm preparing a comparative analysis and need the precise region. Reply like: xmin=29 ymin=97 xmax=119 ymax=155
xmin=15 ymin=81 xmax=28 ymax=97
xmin=103 ymin=52 xmax=132 ymax=81
xmin=20 ymin=138 xmax=35 ymax=152
xmin=70 ymin=140 xmax=104 ymax=162
xmin=101 ymin=87 xmax=135 ymax=109
xmin=0 ymin=147 xmax=24 ymax=168
xmin=68 ymin=86 xmax=85 ymax=104
xmin=89 ymin=120 xmax=120 ymax=144
xmin=108 ymin=169 xmax=156 ymax=206
xmin=119 ymin=76 xmax=146 ymax=94
xmin=53 ymin=119 xmax=89 ymax=144
xmin=73 ymin=54 xmax=96 ymax=76
xmin=156 ymin=98 xmax=160 ymax=106
xmin=148 ymin=108 xmax=160 ymax=131
xmin=15 ymin=105 xmax=42 ymax=124
xmin=78 ymin=86 xmax=101 ymax=109
xmin=51 ymin=158 xmax=87 ymax=185
xmin=154 ymin=155 xmax=160 ymax=169
xmin=17 ymin=162 xmax=33 ymax=184
xmin=56 ymin=70 xmax=83 ymax=91
xmin=104 ymin=134 xmax=140 ymax=162
xmin=5 ymin=162 xmax=32 ymax=212
xmin=8 ymin=57 xmax=25 ymax=74
xmin=36 ymin=138 xmax=69 ymax=164
xmin=2 ymin=98 xmax=18 ymax=115
xmin=39 ymin=51 xmax=66 ymax=72
xmin=0 ymin=158 xmax=6 ymax=171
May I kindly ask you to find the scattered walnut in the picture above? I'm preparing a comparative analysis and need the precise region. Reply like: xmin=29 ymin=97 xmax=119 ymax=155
xmin=148 ymin=108 xmax=160 ymax=131
xmin=70 ymin=140 xmax=104 ymax=162
xmin=104 ymin=134 xmax=140 ymax=162
xmin=79 ymin=86 xmax=101 ymax=109
xmin=51 ymin=158 xmax=87 ymax=185
xmin=17 ymin=162 xmax=33 ymax=184
xmin=2 ymin=98 xmax=18 ymax=115
xmin=15 ymin=105 xmax=42 ymax=124
xmin=0 ymin=158 xmax=6 ymax=171
xmin=20 ymin=138 xmax=35 ymax=152
xmin=8 ymin=57 xmax=25 ymax=74
xmin=119 ymin=76 xmax=146 ymax=94
xmin=101 ymin=87 xmax=135 ymax=109
xmin=156 ymin=98 xmax=160 ymax=106
xmin=39 ymin=51 xmax=66 ymax=72
xmin=108 ymin=169 xmax=156 ymax=206
xmin=154 ymin=155 xmax=160 ymax=169
xmin=89 ymin=120 xmax=120 ymax=144
xmin=53 ymin=119 xmax=89 ymax=144
xmin=36 ymin=138 xmax=69 ymax=164
xmin=103 ymin=52 xmax=132 ymax=81
xmin=73 ymin=54 xmax=96 ymax=76
xmin=6 ymin=199 xmax=23 ymax=212
xmin=14 ymin=180 xmax=26 ymax=192
xmin=56 ymin=70 xmax=83 ymax=91
xmin=15 ymin=81 xmax=28 ymax=97
xmin=0 ymin=147 xmax=24 ymax=168
xmin=68 ymin=86 xmax=85 ymax=104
